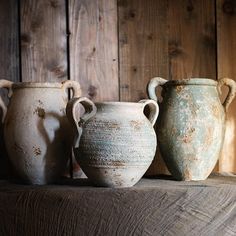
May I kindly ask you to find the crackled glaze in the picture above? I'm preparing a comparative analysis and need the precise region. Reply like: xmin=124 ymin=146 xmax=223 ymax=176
xmin=148 ymin=77 xmax=236 ymax=181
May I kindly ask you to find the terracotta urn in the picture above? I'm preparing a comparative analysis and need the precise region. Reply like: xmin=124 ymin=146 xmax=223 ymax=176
xmin=148 ymin=77 xmax=236 ymax=181
xmin=66 ymin=98 xmax=159 ymax=187
xmin=0 ymin=80 xmax=82 ymax=184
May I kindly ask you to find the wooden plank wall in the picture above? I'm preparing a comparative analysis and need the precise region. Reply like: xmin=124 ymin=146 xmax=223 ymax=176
xmin=69 ymin=0 xmax=119 ymax=101
xmin=20 ymin=0 xmax=68 ymax=82
xmin=217 ymin=0 xmax=236 ymax=172
xmin=0 ymin=0 xmax=19 ymax=177
xmin=0 ymin=0 xmax=236 ymax=177
xmin=118 ymin=0 xmax=217 ymax=174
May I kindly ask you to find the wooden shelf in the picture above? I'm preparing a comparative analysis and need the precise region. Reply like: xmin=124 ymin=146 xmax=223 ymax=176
xmin=0 ymin=174 xmax=235 ymax=235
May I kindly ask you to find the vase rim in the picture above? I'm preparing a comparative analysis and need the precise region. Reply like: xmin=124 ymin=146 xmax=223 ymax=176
xmin=164 ymin=78 xmax=217 ymax=86
xmin=12 ymin=82 xmax=63 ymax=89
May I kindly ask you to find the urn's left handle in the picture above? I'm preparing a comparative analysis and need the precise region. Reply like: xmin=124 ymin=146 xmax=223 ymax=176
xmin=0 ymin=80 xmax=13 ymax=123
xmin=66 ymin=97 xmax=97 ymax=148
xmin=62 ymin=80 xmax=82 ymax=98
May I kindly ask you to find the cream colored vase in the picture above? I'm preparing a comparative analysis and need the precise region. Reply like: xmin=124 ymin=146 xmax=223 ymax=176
xmin=0 ymin=80 xmax=81 ymax=185
xmin=66 ymin=98 xmax=159 ymax=188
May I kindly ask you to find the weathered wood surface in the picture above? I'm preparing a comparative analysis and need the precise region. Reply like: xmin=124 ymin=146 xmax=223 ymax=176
xmin=168 ymin=0 xmax=218 ymax=172
xmin=119 ymin=0 xmax=217 ymax=175
xmin=69 ymin=0 xmax=119 ymax=101
xmin=0 ymin=175 xmax=236 ymax=235
xmin=118 ymin=0 xmax=168 ymax=102
xmin=20 ymin=0 xmax=68 ymax=82
xmin=0 ymin=0 xmax=19 ymax=177
xmin=217 ymin=0 xmax=236 ymax=172
xmin=118 ymin=0 xmax=169 ymax=175
xmin=168 ymin=0 xmax=216 ymax=80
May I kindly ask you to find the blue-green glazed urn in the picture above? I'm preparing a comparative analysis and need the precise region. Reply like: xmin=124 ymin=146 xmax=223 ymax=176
xmin=148 ymin=77 xmax=236 ymax=181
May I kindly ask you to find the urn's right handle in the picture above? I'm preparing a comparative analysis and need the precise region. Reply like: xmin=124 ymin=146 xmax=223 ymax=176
xmin=66 ymin=97 xmax=97 ymax=148
xmin=139 ymin=99 xmax=159 ymax=126
xmin=0 ymin=80 xmax=13 ymax=123
xmin=218 ymin=78 xmax=236 ymax=111
xmin=147 ymin=77 xmax=168 ymax=101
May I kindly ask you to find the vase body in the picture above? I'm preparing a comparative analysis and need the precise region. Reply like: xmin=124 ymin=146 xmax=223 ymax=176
xmin=148 ymin=78 xmax=236 ymax=181
xmin=68 ymin=100 xmax=158 ymax=187
xmin=1 ymin=80 xmax=81 ymax=184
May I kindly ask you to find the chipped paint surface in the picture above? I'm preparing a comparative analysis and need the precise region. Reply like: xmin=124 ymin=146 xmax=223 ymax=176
xmin=1 ymin=80 xmax=81 ymax=185
xmin=34 ymin=107 xmax=45 ymax=119
xmin=148 ymin=78 xmax=236 ymax=181
xmin=71 ymin=101 xmax=158 ymax=188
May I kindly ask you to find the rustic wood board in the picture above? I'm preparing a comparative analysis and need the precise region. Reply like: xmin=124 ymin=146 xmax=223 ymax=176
xmin=0 ymin=0 xmax=20 ymax=178
xmin=168 ymin=0 xmax=216 ymax=80
xmin=168 ymin=0 xmax=218 ymax=172
xmin=20 ymin=0 xmax=68 ymax=82
xmin=69 ymin=0 xmax=119 ymax=101
xmin=0 ymin=175 xmax=236 ymax=235
xmin=217 ymin=0 xmax=236 ymax=172
xmin=118 ymin=0 xmax=169 ymax=175
xmin=118 ymin=0 xmax=168 ymax=102
xmin=119 ymin=0 xmax=217 ymax=175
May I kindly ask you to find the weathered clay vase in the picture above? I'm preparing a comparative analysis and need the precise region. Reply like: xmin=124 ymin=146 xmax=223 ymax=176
xmin=0 ymin=80 xmax=82 ymax=184
xmin=148 ymin=77 xmax=236 ymax=181
xmin=66 ymin=98 xmax=159 ymax=188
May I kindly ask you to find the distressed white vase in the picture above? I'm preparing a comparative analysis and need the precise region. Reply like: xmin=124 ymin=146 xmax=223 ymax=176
xmin=0 ymin=80 xmax=81 ymax=185
xmin=66 ymin=98 xmax=159 ymax=188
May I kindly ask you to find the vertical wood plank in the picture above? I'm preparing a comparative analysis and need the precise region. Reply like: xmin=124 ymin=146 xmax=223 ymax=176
xmin=119 ymin=0 xmax=217 ymax=175
xmin=118 ymin=0 xmax=168 ymax=175
xmin=167 ymin=0 xmax=217 ymax=174
xmin=0 ymin=0 xmax=19 ymax=178
xmin=0 ymin=1 xmax=19 ymax=82
xmin=168 ymin=0 xmax=218 ymax=172
xmin=69 ymin=0 xmax=119 ymax=101
xmin=119 ymin=0 xmax=168 ymax=102
xmin=20 ymin=0 xmax=67 ymax=82
xmin=168 ymin=0 xmax=216 ymax=80
xmin=20 ymin=0 xmax=71 ymax=177
xmin=217 ymin=0 xmax=236 ymax=172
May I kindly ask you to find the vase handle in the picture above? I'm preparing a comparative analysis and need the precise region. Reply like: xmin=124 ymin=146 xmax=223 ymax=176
xmin=139 ymin=99 xmax=159 ymax=126
xmin=218 ymin=78 xmax=236 ymax=111
xmin=62 ymin=80 xmax=81 ymax=98
xmin=147 ymin=77 xmax=168 ymax=101
xmin=0 ymin=80 xmax=13 ymax=123
xmin=66 ymin=97 xmax=97 ymax=148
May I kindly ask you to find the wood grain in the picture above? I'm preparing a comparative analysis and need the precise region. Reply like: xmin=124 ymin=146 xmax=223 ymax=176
xmin=118 ymin=0 xmax=168 ymax=175
xmin=118 ymin=0 xmax=168 ymax=102
xmin=69 ymin=0 xmax=119 ymax=101
xmin=217 ymin=0 xmax=236 ymax=173
xmin=0 ymin=0 xmax=19 ymax=178
xmin=168 ymin=0 xmax=216 ymax=80
xmin=119 ymin=0 xmax=217 ymax=175
xmin=20 ymin=0 xmax=67 ymax=82
xmin=0 ymin=176 xmax=235 ymax=235
xmin=168 ymin=0 xmax=218 ymax=172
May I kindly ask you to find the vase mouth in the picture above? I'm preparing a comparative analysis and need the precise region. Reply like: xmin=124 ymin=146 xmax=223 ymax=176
xmin=164 ymin=78 xmax=217 ymax=86
xmin=12 ymin=82 xmax=63 ymax=89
